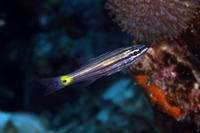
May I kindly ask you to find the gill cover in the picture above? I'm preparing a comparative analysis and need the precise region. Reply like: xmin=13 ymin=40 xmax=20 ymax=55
xmin=37 ymin=75 xmax=72 ymax=95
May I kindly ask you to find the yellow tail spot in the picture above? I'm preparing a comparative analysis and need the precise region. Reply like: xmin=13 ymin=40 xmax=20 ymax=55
xmin=60 ymin=75 xmax=72 ymax=85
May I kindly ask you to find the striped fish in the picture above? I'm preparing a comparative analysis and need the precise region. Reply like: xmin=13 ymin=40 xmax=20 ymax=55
xmin=38 ymin=44 xmax=148 ymax=95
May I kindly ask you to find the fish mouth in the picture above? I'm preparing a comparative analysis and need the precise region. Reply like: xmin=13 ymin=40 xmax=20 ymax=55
xmin=139 ymin=45 xmax=148 ymax=54
xmin=136 ymin=45 xmax=148 ymax=59
xmin=142 ymin=47 xmax=148 ymax=53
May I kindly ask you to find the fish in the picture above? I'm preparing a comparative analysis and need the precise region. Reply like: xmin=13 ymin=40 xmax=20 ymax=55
xmin=37 ymin=44 xmax=148 ymax=95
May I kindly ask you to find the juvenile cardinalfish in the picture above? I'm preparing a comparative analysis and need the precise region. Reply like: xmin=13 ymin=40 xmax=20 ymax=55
xmin=38 ymin=44 xmax=148 ymax=95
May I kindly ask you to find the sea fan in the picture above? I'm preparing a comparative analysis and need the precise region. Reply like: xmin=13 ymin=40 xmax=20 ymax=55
xmin=105 ymin=0 xmax=198 ymax=42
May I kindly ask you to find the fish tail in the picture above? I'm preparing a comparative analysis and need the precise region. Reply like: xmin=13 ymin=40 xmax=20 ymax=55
xmin=37 ymin=75 xmax=73 ymax=95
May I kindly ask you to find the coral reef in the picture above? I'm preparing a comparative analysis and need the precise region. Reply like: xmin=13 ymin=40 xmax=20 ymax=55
xmin=105 ymin=0 xmax=198 ymax=42
xmin=129 ymin=41 xmax=200 ymax=130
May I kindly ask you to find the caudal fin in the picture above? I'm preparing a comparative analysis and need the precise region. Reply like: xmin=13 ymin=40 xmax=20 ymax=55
xmin=36 ymin=77 xmax=65 ymax=96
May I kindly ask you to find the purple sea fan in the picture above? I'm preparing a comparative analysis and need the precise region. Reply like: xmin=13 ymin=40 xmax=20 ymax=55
xmin=105 ymin=0 xmax=198 ymax=42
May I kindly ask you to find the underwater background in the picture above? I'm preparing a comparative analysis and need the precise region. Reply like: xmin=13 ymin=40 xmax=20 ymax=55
xmin=1 ymin=0 xmax=200 ymax=133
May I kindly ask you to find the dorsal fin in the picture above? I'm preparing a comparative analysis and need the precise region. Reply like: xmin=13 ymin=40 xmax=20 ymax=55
xmin=75 ymin=58 xmax=94 ymax=66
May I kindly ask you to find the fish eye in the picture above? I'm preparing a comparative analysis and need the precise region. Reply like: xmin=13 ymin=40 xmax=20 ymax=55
xmin=133 ymin=51 xmax=138 ymax=55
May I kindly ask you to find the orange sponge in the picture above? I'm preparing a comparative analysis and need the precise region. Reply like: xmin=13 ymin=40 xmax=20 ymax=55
xmin=135 ymin=75 xmax=186 ymax=120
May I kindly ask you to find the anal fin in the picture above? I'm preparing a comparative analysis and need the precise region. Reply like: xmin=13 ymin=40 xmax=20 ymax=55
xmin=83 ymin=78 xmax=98 ymax=86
